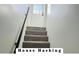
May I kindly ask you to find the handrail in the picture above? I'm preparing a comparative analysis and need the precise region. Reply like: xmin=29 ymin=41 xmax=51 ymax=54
xmin=14 ymin=7 xmax=30 ymax=53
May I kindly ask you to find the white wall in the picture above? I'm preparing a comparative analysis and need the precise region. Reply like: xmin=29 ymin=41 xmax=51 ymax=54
xmin=26 ymin=14 xmax=44 ymax=27
xmin=47 ymin=4 xmax=79 ymax=53
xmin=26 ymin=4 xmax=44 ymax=27
xmin=0 ymin=5 xmax=27 ymax=53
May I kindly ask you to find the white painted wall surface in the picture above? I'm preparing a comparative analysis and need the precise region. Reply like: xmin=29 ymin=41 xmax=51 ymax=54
xmin=26 ymin=14 xmax=44 ymax=27
xmin=0 ymin=5 xmax=27 ymax=53
xmin=47 ymin=4 xmax=79 ymax=53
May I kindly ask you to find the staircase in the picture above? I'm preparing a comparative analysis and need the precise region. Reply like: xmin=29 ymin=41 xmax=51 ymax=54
xmin=22 ymin=26 xmax=50 ymax=48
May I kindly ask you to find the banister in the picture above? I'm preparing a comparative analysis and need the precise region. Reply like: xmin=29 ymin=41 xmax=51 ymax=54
xmin=14 ymin=6 xmax=30 ymax=53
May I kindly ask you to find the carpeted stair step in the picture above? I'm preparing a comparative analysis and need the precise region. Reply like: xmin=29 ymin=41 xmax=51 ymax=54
xmin=27 ymin=26 xmax=46 ymax=31
xmin=25 ymin=30 xmax=47 ymax=35
xmin=24 ymin=35 xmax=48 ymax=41
xmin=22 ymin=41 xmax=50 ymax=48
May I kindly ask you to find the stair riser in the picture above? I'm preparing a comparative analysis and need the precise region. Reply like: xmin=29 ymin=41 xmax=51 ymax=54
xmin=25 ymin=31 xmax=47 ymax=35
xmin=22 ymin=42 xmax=50 ymax=48
xmin=24 ymin=36 xmax=48 ymax=41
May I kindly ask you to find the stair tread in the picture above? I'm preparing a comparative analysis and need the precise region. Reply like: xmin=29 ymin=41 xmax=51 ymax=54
xmin=24 ymin=35 xmax=48 ymax=41
xmin=23 ymin=41 xmax=49 ymax=43
xmin=25 ymin=30 xmax=47 ymax=35
xmin=27 ymin=26 xmax=46 ymax=28
xmin=27 ymin=26 xmax=46 ymax=31
xmin=25 ymin=35 xmax=48 ymax=37
xmin=26 ymin=30 xmax=47 ymax=32
xmin=22 ymin=41 xmax=50 ymax=48
xmin=27 ymin=26 xmax=46 ymax=29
